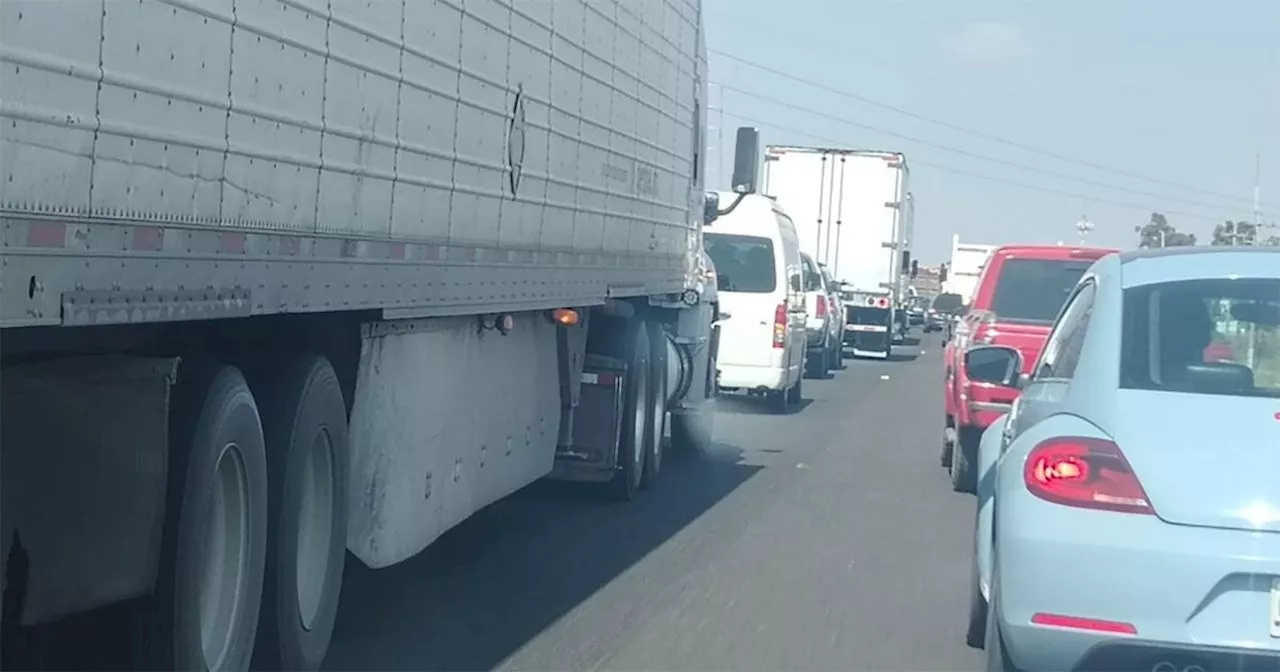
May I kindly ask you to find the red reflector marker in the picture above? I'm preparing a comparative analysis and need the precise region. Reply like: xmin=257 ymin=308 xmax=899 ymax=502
xmin=1031 ymin=613 xmax=1137 ymax=635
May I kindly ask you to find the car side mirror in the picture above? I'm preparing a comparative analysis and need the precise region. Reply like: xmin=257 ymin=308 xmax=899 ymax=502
xmin=1015 ymin=372 xmax=1031 ymax=390
xmin=963 ymin=345 xmax=1023 ymax=388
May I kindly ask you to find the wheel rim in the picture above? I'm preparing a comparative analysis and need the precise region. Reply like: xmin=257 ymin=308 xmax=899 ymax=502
xmin=631 ymin=355 xmax=648 ymax=472
xmin=200 ymin=442 xmax=251 ymax=670
xmin=649 ymin=365 xmax=666 ymax=472
xmin=296 ymin=428 xmax=335 ymax=631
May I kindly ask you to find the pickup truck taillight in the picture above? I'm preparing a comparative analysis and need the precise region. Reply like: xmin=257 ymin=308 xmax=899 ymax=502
xmin=773 ymin=302 xmax=787 ymax=348
xmin=814 ymin=294 xmax=828 ymax=318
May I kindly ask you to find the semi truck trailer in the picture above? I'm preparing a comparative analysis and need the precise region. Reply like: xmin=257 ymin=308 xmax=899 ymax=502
xmin=761 ymin=146 xmax=914 ymax=359
xmin=0 ymin=0 xmax=723 ymax=669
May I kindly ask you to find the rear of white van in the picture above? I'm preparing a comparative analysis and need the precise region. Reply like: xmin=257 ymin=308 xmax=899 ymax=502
xmin=704 ymin=201 xmax=795 ymax=393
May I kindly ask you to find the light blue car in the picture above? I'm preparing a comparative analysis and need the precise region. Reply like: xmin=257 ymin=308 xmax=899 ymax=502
xmin=964 ymin=247 xmax=1280 ymax=672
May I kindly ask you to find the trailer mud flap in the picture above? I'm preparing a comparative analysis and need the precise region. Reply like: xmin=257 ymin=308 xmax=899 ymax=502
xmin=0 ymin=356 xmax=176 ymax=626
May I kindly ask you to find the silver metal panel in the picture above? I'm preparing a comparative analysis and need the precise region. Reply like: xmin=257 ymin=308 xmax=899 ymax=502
xmin=0 ymin=215 xmax=684 ymax=327
xmin=345 ymin=313 xmax=561 ymax=569
xmin=1 ymin=0 xmax=705 ymax=326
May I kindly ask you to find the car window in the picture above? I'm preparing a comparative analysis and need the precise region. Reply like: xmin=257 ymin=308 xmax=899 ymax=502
xmin=704 ymin=233 xmax=776 ymax=293
xmin=1034 ymin=280 xmax=1096 ymax=381
xmin=931 ymin=293 xmax=964 ymax=313
xmin=1120 ymin=278 xmax=1280 ymax=398
xmin=801 ymin=256 xmax=823 ymax=292
xmin=991 ymin=258 xmax=1094 ymax=324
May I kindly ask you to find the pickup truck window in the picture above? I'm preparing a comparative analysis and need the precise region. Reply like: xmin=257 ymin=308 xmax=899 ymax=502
xmin=990 ymin=258 xmax=1093 ymax=324
xmin=704 ymin=233 xmax=777 ymax=293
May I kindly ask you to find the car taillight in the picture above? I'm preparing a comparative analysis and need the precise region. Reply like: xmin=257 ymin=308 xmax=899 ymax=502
xmin=773 ymin=302 xmax=787 ymax=348
xmin=815 ymin=294 xmax=828 ymax=318
xmin=1024 ymin=438 xmax=1153 ymax=515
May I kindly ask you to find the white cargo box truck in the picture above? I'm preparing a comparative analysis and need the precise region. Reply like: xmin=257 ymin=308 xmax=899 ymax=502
xmin=762 ymin=146 xmax=914 ymax=359
xmin=944 ymin=234 xmax=996 ymax=304
xmin=0 ymin=0 xmax=735 ymax=669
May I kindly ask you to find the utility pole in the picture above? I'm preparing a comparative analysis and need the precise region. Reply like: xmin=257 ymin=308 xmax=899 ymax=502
xmin=1253 ymin=153 xmax=1263 ymax=246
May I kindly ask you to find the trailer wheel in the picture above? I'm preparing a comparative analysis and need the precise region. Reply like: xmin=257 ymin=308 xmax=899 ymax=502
xmin=610 ymin=324 xmax=650 ymax=500
xmin=250 ymin=356 xmax=348 ymax=671
xmin=146 ymin=363 xmax=268 ymax=672
xmin=641 ymin=322 xmax=668 ymax=489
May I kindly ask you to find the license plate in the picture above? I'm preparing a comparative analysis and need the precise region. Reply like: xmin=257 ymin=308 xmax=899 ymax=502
xmin=846 ymin=324 xmax=887 ymax=332
xmin=1270 ymin=578 xmax=1280 ymax=638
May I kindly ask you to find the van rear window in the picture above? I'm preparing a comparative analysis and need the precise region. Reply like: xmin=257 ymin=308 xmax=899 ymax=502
xmin=704 ymin=233 xmax=777 ymax=293
xmin=991 ymin=258 xmax=1093 ymax=324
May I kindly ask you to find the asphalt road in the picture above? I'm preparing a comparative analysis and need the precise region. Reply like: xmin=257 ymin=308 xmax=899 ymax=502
xmin=325 ymin=333 xmax=984 ymax=672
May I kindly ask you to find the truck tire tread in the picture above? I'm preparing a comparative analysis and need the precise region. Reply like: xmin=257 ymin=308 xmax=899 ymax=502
xmin=249 ymin=355 xmax=349 ymax=672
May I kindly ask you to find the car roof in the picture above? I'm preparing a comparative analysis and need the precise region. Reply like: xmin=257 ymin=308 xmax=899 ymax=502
xmin=1117 ymin=247 xmax=1280 ymax=289
xmin=990 ymin=244 xmax=1117 ymax=260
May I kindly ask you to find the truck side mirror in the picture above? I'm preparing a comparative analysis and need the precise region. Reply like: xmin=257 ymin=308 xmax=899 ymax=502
xmin=731 ymin=127 xmax=760 ymax=195
xmin=703 ymin=192 xmax=720 ymax=225
xmin=901 ymin=251 xmax=911 ymax=274
xmin=910 ymin=259 xmax=919 ymax=278
xmin=939 ymin=263 xmax=948 ymax=283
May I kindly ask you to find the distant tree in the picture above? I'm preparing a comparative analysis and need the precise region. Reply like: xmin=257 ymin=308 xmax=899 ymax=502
xmin=1211 ymin=221 xmax=1257 ymax=246
xmin=1136 ymin=212 xmax=1196 ymax=247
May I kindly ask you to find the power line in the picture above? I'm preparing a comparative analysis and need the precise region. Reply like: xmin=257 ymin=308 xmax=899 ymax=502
xmin=711 ymin=81 xmax=1277 ymax=221
xmin=717 ymin=107 xmax=1234 ymax=225
xmin=710 ymin=48 xmax=1279 ymax=210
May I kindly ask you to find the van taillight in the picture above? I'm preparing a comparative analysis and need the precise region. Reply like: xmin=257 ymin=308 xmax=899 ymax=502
xmin=773 ymin=302 xmax=787 ymax=348
xmin=815 ymin=294 xmax=828 ymax=318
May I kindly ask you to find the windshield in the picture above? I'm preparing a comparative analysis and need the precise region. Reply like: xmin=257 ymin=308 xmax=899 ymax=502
xmin=849 ymin=306 xmax=889 ymax=325
xmin=1120 ymin=278 xmax=1280 ymax=398
xmin=931 ymin=293 xmax=964 ymax=313
xmin=991 ymin=258 xmax=1093 ymax=324
xmin=703 ymin=233 xmax=776 ymax=293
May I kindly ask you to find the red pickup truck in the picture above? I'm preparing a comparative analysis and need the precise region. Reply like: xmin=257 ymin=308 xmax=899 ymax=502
xmin=941 ymin=244 xmax=1117 ymax=493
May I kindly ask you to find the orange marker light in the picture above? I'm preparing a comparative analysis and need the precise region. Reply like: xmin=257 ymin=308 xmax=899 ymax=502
xmin=551 ymin=308 xmax=580 ymax=326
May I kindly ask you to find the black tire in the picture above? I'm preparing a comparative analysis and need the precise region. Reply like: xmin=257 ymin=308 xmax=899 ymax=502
xmin=769 ymin=387 xmax=790 ymax=414
xmin=951 ymin=426 xmax=978 ymax=494
xmin=804 ymin=352 xmax=822 ymax=379
xmin=250 ymin=357 xmax=349 ymax=671
xmin=144 ymin=363 xmax=269 ymax=672
xmin=940 ymin=415 xmax=955 ymax=468
xmin=641 ymin=322 xmax=667 ymax=490
xmin=965 ymin=542 xmax=988 ymax=648
xmin=787 ymin=374 xmax=803 ymax=404
xmin=610 ymin=324 xmax=650 ymax=501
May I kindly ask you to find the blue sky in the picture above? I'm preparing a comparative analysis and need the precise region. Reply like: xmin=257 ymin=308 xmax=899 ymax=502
xmin=702 ymin=0 xmax=1279 ymax=262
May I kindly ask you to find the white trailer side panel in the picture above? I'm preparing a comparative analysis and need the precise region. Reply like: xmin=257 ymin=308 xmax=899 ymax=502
xmin=946 ymin=235 xmax=994 ymax=302
xmin=763 ymin=147 xmax=906 ymax=294
xmin=0 ymin=0 xmax=706 ymax=327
